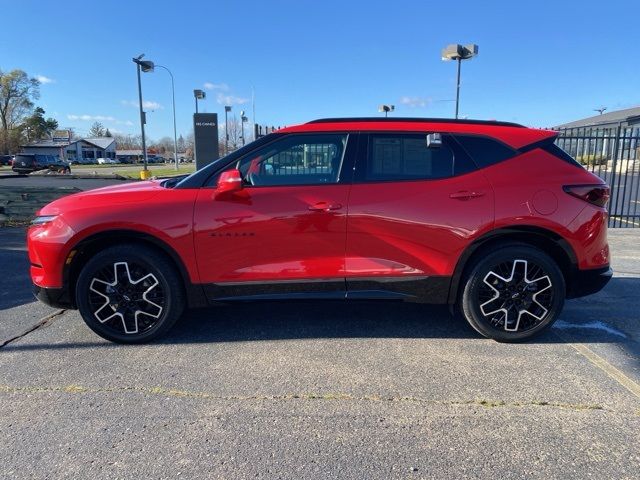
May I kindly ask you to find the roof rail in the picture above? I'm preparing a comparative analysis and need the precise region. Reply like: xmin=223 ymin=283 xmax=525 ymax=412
xmin=306 ymin=117 xmax=525 ymax=128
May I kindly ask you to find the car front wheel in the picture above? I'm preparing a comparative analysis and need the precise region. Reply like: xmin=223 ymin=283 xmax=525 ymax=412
xmin=459 ymin=244 xmax=565 ymax=342
xmin=75 ymin=245 xmax=185 ymax=343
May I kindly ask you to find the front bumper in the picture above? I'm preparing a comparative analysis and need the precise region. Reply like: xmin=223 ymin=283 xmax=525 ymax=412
xmin=33 ymin=284 xmax=74 ymax=309
xmin=567 ymin=266 xmax=613 ymax=299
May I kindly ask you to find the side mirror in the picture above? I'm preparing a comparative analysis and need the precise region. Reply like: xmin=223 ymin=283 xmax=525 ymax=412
xmin=215 ymin=168 xmax=243 ymax=197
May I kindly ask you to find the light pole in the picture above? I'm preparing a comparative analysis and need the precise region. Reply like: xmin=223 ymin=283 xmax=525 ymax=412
xmin=140 ymin=61 xmax=179 ymax=171
xmin=224 ymin=105 xmax=232 ymax=154
xmin=132 ymin=54 xmax=153 ymax=179
xmin=441 ymin=44 xmax=478 ymax=119
xmin=378 ymin=104 xmax=395 ymax=117
xmin=240 ymin=110 xmax=248 ymax=146
xmin=194 ymin=89 xmax=206 ymax=113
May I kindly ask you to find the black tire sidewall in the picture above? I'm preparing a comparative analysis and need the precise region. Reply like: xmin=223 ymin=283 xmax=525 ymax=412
xmin=75 ymin=245 xmax=184 ymax=343
xmin=461 ymin=245 xmax=565 ymax=342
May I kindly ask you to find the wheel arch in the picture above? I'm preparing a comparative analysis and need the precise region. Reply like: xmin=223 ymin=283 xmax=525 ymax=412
xmin=447 ymin=226 xmax=578 ymax=304
xmin=65 ymin=229 xmax=207 ymax=309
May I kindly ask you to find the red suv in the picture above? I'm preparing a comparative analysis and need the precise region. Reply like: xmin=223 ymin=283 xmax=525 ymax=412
xmin=28 ymin=118 xmax=611 ymax=343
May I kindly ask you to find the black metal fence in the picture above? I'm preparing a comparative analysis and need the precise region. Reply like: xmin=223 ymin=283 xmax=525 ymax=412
xmin=254 ymin=124 xmax=281 ymax=139
xmin=555 ymin=126 xmax=640 ymax=228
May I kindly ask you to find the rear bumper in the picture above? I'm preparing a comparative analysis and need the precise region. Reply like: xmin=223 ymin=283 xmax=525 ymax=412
xmin=33 ymin=284 xmax=74 ymax=309
xmin=567 ymin=266 xmax=612 ymax=299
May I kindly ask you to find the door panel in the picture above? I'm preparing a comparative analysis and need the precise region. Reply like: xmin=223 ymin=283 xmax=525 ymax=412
xmin=346 ymin=133 xmax=494 ymax=285
xmin=346 ymin=174 xmax=493 ymax=278
xmin=193 ymin=184 xmax=350 ymax=284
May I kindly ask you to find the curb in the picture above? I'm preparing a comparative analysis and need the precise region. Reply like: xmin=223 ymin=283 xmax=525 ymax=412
xmin=28 ymin=173 xmax=132 ymax=181
xmin=0 ymin=174 xmax=27 ymax=179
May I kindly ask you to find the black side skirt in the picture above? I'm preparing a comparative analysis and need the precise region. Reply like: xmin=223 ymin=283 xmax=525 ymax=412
xmin=203 ymin=276 xmax=451 ymax=304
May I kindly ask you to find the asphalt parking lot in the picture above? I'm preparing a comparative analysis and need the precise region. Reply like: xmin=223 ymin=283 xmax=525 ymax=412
xmin=1 ymin=226 xmax=639 ymax=479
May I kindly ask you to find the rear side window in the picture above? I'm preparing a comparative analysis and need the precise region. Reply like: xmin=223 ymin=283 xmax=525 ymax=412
xmin=454 ymin=135 xmax=517 ymax=168
xmin=361 ymin=134 xmax=476 ymax=182
xmin=542 ymin=143 xmax=582 ymax=168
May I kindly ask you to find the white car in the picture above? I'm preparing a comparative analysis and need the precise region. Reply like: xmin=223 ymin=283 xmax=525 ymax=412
xmin=97 ymin=157 xmax=119 ymax=165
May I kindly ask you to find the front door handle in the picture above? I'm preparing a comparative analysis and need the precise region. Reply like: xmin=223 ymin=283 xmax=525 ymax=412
xmin=308 ymin=201 xmax=343 ymax=212
xmin=449 ymin=190 xmax=485 ymax=200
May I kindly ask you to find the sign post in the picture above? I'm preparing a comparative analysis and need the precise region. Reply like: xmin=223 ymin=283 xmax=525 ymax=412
xmin=193 ymin=113 xmax=220 ymax=170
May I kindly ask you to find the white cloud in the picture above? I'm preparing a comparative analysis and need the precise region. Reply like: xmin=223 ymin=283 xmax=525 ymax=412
xmin=67 ymin=114 xmax=116 ymax=122
xmin=400 ymin=96 xmax=431 ymax=108
xmin=67 ymin=114 xmax=134 ymax=127
xmin=204 ymin=82 xmax=229 ymax=91
xmin=216 ymin=92 xmax=249 ymax=106
xmin=36 ymin=75 xmax=55 ymax=84
xmin=143 ymin=100 xmax=162 ymax=110
xmin=120 ymin=99 xmax=163 ymax=110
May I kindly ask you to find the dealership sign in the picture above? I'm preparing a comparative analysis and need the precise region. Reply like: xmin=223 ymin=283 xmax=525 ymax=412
xmin=52 ymin=129 xmax=71 ymax=143
xmin=193 ymin=113 xmax=219 ymax=170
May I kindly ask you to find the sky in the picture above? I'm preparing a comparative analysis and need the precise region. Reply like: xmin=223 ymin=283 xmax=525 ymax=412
xmin=1 ymin=0 xmax=639 ymax=141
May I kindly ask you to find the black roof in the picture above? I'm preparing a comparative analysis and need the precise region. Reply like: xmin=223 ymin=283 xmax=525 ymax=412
xmin=307 ymin=117 xmax=525 ymax=128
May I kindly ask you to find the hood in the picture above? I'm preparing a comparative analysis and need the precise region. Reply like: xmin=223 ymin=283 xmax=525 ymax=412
xmin=39 ymin=180 xmax=165 ymax=215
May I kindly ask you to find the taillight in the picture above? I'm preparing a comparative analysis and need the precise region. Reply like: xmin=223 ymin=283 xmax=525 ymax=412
xmin=563 ymin=184 xmax=610 ymax=208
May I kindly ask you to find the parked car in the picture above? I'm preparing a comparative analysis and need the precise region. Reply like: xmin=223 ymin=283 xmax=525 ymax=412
xmin=97 ymin=157 xmax=119 ymax=165
xmin=0 ymin=155 xmax=13 ymax=166
xmin=28 ymin=117 xmax=611 ymax=344
xmin=12 ymin=154 xmax=70 ymax=174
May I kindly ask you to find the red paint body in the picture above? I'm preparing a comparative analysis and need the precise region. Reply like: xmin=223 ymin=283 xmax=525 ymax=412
xmin=28 ymin=119 xmax=609 ymax=306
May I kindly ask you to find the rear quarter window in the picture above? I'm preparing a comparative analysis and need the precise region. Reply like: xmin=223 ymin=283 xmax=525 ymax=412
xmin=454 ymin=135 xmax=517 ymax=168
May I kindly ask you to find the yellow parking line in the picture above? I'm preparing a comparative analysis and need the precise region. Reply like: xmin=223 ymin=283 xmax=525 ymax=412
xmin=555 ymin=330 xmax=640 ymax=399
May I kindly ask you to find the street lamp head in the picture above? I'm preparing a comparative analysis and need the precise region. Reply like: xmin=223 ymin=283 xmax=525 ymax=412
xmin=194 ymin=89 xmax=206 ymax=100
xmin=225 ymin=105 xmax=232 ymax=112
xmin=441 ymin=43 xmax=478 ymax=61
xmin=139 ymin=60 xmax=154 ymax=73
xmin=378 ymin=104 xmax=395 ymax=113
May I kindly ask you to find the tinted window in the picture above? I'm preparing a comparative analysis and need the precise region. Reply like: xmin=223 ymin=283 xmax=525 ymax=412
xmin=235 ymin=134 xmax=347 ymax=186
xmin=363 ymin=134 xmax=475 ymax=181
xmin=454 ymin=135 xmax=516 ymax=168
xmin=543 ymin=143 xmax=582 ymax=168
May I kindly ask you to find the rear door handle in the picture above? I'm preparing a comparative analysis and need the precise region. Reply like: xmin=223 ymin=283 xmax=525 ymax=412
xmin=308 ymin=201 xmax=343 ymax=212
xmin=449 ymin=190 xmax=485 ymax=200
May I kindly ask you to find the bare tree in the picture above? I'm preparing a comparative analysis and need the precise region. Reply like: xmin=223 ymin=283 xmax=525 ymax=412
xmin=88 ymin=121 xmax=105 ymax=137
xmin=113 ymin=133 xmax=143 ymax=150
xmin=0 ymin=69 xmax=40 ymax=153
xmin=221 ymin=115 xmax=243 ymax=153
xmin=153 ymin=136 xmax=174 ymax=155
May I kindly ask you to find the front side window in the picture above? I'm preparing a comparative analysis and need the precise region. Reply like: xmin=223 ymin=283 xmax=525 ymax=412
xmin=232 ymin=134 xmax=348 ymax=187
xmin=362 ymin=134 xmax=474 ymax=181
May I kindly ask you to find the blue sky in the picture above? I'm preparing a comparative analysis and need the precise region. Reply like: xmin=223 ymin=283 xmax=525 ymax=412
xmin=1 ymin=0 xmax=638 ymax=140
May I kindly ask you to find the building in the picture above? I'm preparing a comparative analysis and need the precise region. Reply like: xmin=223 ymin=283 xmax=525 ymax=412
xmin=22 ymin=137 xmax=116 ymax=162
xmin=116 ymin=150 xmax=168 ymax=164
xmin=556 ymin=106 xmax=640 ymax=130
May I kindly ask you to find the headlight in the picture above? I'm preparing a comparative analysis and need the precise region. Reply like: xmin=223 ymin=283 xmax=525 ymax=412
xmin=30 ymin=215 xmax=58 ymax=226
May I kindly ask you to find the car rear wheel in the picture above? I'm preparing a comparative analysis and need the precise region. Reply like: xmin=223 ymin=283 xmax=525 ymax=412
xmin=459 ymin=244 xmax=565 ymax=342
xmin=75 ymin=245 xmax=185 ymax=343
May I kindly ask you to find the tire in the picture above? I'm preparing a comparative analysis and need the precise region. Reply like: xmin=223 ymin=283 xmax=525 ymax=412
xmin=75 ymin=244 xmax=185 ymax=343
xmin=459 ymin=244 xmax=565 ymax=342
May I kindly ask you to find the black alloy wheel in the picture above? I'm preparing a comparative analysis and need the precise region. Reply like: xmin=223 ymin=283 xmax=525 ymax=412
xmin=76 ymin=244 xmax=185 ymax=343
xmin=460 ymin=244 xmax=565 ymax=342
